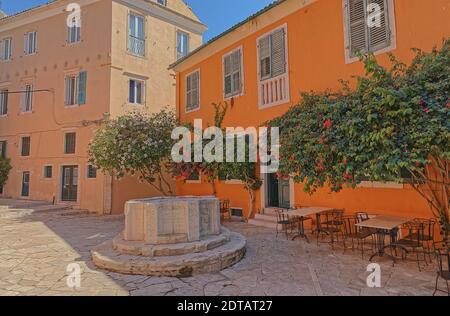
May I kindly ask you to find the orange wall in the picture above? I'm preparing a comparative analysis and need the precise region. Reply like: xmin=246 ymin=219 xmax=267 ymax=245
xmin=175 ymin=0 xmax=450 ymax=219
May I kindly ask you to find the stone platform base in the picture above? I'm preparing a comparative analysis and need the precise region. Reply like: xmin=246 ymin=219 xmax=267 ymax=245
xmin=91 ymin=230 xmax=246 ymax=277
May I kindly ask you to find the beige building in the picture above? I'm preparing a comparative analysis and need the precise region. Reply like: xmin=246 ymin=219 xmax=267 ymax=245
xmin=0 ymin=0 xmax=205 ymax=214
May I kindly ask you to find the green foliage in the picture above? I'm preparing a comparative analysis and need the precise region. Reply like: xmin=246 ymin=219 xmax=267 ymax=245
xmin=0 ymin=157 xmax=12 ymax=187
xmin=89 ymin=108 xmax=178 ymax=195
xmin=269 ymin=39 xmax=449 ymax=236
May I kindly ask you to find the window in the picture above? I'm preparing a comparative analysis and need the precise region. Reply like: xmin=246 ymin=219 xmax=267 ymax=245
xmin=0 ymin=141 xmax=6 ymax=158
xmin=64 ymin=133 xmax=76 ymax=154
xmin=345 ymin=0 xmax=392 ymax=58
xmin=0 ymin=89 xmax=7 ymax=115
xmin=0 ymin=38 xmax=12 ymax=61
xmin=176 ymin=31 xmax=189 ymax=60
xmin=67 ymin=17 xmax=81 ymax=44
xmin=0 ymin=185 xmax=3 ymax=195
xmin=87 ymin=165 xmax=97 ymax=179
xmin=44 ymin=166 xmax=53 ymax=179
xmin=65 ymin=71 xmax=87 ymax=106
xmin=21 ymin=136 xmax=31 ymax=157
xmin=157 ymin=0 xmax=167 ymax=5
xmin=258 ymin=27 xmax=286 ymax=80
xmin=22 ymin=84 xmax=33 ymax=112
xmin=24 ymin=31 xmax=37 ymax=55
xmin=186 ymin=71 xmax=200 ymax=112
xmin=223 ymin=48 xmax=243 ymax=98
xmin=128 ymin=13 xmax=145 ymax=56
xmin=129 ymin=79 xmax=144 ymax=104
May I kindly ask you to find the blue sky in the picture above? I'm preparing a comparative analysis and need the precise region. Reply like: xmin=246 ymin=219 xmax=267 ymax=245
xmin=0 ymin=0 xmax=275 ymax=42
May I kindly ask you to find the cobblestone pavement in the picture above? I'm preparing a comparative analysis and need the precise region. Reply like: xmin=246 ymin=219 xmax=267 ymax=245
xmin=0 ymin=199 xmax=441 ymax=296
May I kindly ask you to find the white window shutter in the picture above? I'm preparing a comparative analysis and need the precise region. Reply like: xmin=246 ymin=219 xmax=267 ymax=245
xmin=270 ymin=28 xmax=286 ymax=77
xmin=367 ymin=0 xmax=390 ymax=52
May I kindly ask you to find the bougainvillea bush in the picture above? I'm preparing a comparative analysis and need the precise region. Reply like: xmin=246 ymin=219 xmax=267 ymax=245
xmin=269 ymin=39 xmax=449 ymax=240
xmin=89 ymin=109 xmax=178 ymax=196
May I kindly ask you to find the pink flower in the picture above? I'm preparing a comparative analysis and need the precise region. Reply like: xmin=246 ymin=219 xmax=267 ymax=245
xmin=323 ymin=119 xmax=332 ymax=129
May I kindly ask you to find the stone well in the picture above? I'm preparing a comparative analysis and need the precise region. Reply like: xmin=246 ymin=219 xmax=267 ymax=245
xmin=91 ymin=196 xmax=246 ymax=277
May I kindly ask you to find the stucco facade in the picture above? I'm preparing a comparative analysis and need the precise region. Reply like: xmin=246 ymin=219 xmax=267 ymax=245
xmin=172 ymin=0 xmax=450 ymax=219
xmin=0 ymin=0 xmax=205 ymax=214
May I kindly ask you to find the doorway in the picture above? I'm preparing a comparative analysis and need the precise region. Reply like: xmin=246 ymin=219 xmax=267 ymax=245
xmin=21 ymin=172 xmax=30 ymax=197
xmin=266 ymin=173 xmax=290 ymax=209
xmin=61 ymin=166 xmax=78 ymax=202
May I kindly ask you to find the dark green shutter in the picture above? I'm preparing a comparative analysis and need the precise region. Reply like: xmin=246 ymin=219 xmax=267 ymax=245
xmin=78 ymin=71 xmax=87 ymax=105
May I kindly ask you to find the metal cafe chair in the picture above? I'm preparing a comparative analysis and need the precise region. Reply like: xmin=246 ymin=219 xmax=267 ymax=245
xmin=315 ymin=209 xmax=345 ymax=249
xmin=406 ymin=218 xmax=437 ymax=264
xmin=342 ymin=215 xmax=375 ymax=259
xmin=220 ymin=199 xmax=231 ymax=220
xmin=433 ymin=242 xmax=449 ymax=296
xmin=275 ymin=209 xmax=298 ymax=240
xmin=394 ymin=221 xmax=428 ymax=271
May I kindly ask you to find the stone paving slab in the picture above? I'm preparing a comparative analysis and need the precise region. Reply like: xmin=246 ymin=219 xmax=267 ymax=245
xmin=0 ymin=199 xmax=443 ymax=296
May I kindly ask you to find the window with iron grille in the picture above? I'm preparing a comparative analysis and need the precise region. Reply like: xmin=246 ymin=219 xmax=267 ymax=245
xmin=345 ymin=0 xmax=392 ymax=58
xmin=186 ymin=71 xmax=200 ymax=112
xmin=223 ymin=48 xmax=243 ymax=98
xmin=87 ymin=165 xmax=97 ymax=179
xmin=44 ymin=166 xmax=52 ymax=179
xmin=21 ymin=136 xmax=31 ymax=156
xmin=128 ymin=14 xmax=145 ymax=56
xmin=64 ymin=133 xmax=76 ymax=154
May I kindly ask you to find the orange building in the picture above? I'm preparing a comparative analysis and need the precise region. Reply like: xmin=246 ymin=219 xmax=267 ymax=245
xmin=171 ymin=0 xmax=450 ymax=222
xmin=0 ymin=0 xmax=205 ymax=214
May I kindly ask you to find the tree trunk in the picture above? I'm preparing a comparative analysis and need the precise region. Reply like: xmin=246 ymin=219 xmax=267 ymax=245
xmin=247 ymin=189 xmax=255 ymax=220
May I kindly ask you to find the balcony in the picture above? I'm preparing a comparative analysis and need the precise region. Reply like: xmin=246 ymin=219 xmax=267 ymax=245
xmin=259 ymin=73 xmax=290 ymax=109
xmin=128 ymin=36 xmax=145 ymax=57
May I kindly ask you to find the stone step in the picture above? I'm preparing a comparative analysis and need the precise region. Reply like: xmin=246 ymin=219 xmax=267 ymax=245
xmin=255 ymin=213 xmax=278 ymax=222
xmin=91 ymin=231 xmax=246 ymax=277
xmin=112 ymin=229 xmax=232 ymax=257
xmin=247 ymin=218 xmax=278 ymax=229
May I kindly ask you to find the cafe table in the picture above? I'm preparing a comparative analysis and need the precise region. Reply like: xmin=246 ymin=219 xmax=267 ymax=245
xmin=289 ymin=207 xmax=334 ymax=242
xmin=355 ymin=215 xmax=411 ymax=264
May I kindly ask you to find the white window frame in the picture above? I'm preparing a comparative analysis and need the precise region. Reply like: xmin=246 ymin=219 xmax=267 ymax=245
xmin=24 ymin=31 xmax=38 ymax=55
xmin=176 ymin=30 xmax=190 ymax=60
xmin=185 ymin=69 xmax=200 ymax=113
xmin=0 ymin=37 xmax=12 ymax=61
xmin=342 ymin=0 xmax=397 ymax=64
xmin=222 ymin=46 xmax=244 ymax=100
xmin=65 ymin=74 xmax=79 ymax=107
xmin=256 ymin=23 xmax=290 ymax=109
xmin=127 ymin=12 xmax=146 ymax=57
xmin=21 ymin=84 xmax=33 ymax=113
xmin=128 ymin=78 xmax=145 ymax=105
xmin=67 ymin=17 xmax=81 ymax=44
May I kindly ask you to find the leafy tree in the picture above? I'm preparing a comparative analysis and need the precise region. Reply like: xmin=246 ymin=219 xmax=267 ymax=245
xmin=0 ymin=157 xmax=12 ymax=188
xmin=170 ymin=103 xmax=262 ymax=218
xmin=269 ymin=40 xmax=450 ymax=242
xmin=89 ymin=109 xmax=177 ymax=196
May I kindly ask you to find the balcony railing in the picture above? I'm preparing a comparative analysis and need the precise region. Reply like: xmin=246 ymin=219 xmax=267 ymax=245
xmin=259 ymin=73 xmax=290 ymax=108
xmin=128 ymin=36 xmax=145 ymax=57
